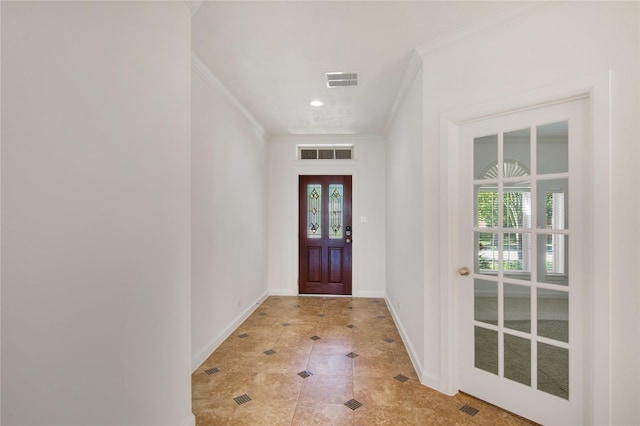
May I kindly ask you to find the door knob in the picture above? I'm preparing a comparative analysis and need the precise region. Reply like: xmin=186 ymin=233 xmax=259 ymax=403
xmin=459 ymin=266 xmax=470 ymax=276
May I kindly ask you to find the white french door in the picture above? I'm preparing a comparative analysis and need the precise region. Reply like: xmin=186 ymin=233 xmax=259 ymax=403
xmin=457 ymin=98 xmax=591 ymax=425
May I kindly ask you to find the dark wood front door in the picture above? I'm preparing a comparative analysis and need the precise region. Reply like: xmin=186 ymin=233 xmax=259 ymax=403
xmin=299 ymin=175 xmax=352 ymax=295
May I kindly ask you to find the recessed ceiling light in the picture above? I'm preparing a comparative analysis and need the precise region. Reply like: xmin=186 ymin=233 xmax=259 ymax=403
xmin=310 ymin=100 xmax=324 ymax=107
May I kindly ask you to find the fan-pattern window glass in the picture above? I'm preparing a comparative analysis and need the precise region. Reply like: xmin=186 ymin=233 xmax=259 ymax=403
xmin=476 ymin=160 xmax=530 ymax=275
xmin=307 ymin=184 xmax=321 ymax=239
xmin=329 ymin=184 xmax=343 ymax=239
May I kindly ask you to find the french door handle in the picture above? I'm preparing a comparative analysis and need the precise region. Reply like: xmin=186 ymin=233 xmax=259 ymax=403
xmin=459 ymin=266 xmax=470 ymax=276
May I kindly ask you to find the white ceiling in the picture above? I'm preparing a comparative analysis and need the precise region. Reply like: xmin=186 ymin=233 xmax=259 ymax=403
xmin=192 ymin=1 xmax=524 ymax=137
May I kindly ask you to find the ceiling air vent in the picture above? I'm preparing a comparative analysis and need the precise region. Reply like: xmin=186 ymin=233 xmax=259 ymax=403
xmin=326 ymin=72 xmax=358 ymax=88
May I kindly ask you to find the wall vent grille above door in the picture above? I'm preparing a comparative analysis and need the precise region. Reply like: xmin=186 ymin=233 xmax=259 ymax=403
xmin=298 ymin=145 xmax=353 ymax=161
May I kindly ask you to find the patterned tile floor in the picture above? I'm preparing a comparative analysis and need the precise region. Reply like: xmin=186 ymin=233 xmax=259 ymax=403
xmin=192 ymin=296 xmax=535 ymax=425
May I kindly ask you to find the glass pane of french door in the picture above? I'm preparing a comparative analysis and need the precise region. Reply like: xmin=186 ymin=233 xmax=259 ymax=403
xmin=472 ymin=120 xmax=571 ymax=398
xmin=459 ymin=97 xmax=589 ymax=426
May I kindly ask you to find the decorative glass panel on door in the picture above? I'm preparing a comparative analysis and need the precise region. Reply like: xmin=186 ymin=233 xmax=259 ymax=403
xmin=307 ymin=184 xmax=321 ymax=238
xmin=328 ymin=184 xmax=343 ymax=239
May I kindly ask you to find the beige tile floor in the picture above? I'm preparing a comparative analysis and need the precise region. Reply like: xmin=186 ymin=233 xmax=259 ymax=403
xmin=192 ymin=296 xmax=535 ymax=425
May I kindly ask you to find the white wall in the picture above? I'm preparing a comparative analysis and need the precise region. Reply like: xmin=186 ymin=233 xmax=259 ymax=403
xmin=1 ymin=2 xmax=193 ymax=425
xmin=384 ymin=66 xmax=427 ymax=376
xmin=1 ymin=3 xmax=4 ymax=420
xmin=191 ymin=65 xmax=268 ymax=370
xmin=417 ymin=2 xmax=639 ymax=424
xmin=266 ymin=135 xmax=386 ymax=297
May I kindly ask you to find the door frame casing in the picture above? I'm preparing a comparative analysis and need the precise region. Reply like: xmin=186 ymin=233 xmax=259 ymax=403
xmin=298 ymin=174 xmax=353 ymax=295
xmin=438 ymin=72 xmax=611 ymax=424
xmin=293 ymin=164 xmax=358 ymax=297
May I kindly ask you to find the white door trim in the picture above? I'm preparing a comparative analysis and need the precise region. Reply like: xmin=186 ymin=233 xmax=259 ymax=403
xmin=293 ymin=165 xmax=360 ymax=297
xmin=438 ymin=72 xmax=611 ymax=425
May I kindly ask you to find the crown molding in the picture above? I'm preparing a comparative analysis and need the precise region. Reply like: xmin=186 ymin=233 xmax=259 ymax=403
xmin=416 ymin=1 xmax=548 ymax=58
xmin=269 ymin=134 xmax=384 ymax=144
xmin=383 ymin=2 xmax=549 ymax=137
xmin=383 ymin=50 xmax=423 ymax=137
xmin=191 ymin=53 xmax=268 ymax=141
xmin=184 ymin=1 xmax=203 ymax=17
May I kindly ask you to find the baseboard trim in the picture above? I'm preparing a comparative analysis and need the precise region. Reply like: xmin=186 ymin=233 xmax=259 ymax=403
xmin=384 ymin=297 xmax=425 ymax=382
xmin=356 ymin=290 xmax=385 ymax=298
xmin=268 ymin=288 xmax=297 ymax=296
xmin=384 ymin=296 xmax=457 ymax=396
xmin=268 ymin=289 xmax=385 ymax=298
xmin=191 ymin=290 xmax=269 ymax=372
xmin=182 ymin=412 xmax=196 ymax=426
xmin=420 ymin=371 xmax=456 ymax=396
